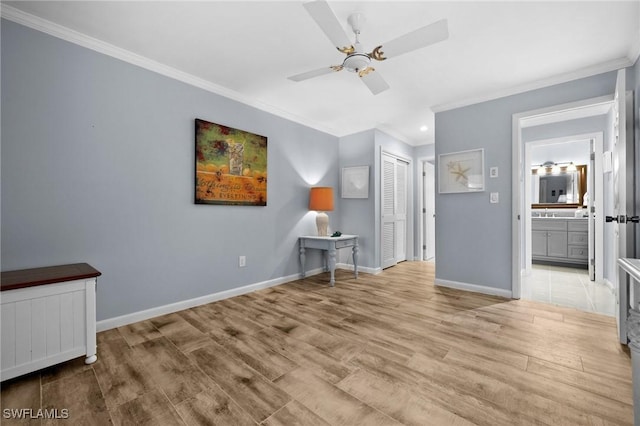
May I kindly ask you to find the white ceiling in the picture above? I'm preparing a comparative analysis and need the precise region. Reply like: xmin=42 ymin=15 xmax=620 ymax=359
xmin=3 ymin=1 xmax=639 ymax=145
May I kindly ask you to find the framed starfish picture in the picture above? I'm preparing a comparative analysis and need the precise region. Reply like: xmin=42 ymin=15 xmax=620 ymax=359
xmin=438 ymin=148 xmax=485 ymax=194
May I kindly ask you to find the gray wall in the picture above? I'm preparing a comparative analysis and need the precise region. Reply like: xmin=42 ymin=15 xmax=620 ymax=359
xmin=435 ymin=72 xmax=616 ymax=292
xmin=338 ymin=129 xmax=376 ymax=268
xmin=1 ymin=19 xmax=341 ymax=321
xmin=523 ymin=115 xmax=608 ymax=148
xmin=414 ymin=144 xmax=435 ymax=161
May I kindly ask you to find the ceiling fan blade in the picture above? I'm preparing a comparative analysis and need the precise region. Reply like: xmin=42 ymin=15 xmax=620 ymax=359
xmin=371 ymin=19 xmax=448 ymax=61
xmin=303 ymin=0 xmax=353 ymax=52
xmin=288 ymin=66 xmax=343 ymax=82
xmin=359 ymin=68 xmax=389 ymax=95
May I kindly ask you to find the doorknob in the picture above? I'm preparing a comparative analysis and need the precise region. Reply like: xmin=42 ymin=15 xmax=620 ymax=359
xmin=606 ymin=215 xmax=639 ymax=223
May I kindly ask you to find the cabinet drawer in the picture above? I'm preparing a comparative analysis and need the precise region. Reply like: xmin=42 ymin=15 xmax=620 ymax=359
xmin=568 ymin=246 xmax=588 ymax=259
xmin=531 ymin=219 xmax=567 ymax=231
xmin=335 ymin=239 xmax=356 ymax=249
xmin=568 ymin=231 xmax=588 ymax=245
xmin=568 ymin=220 xmax=588 ymax=232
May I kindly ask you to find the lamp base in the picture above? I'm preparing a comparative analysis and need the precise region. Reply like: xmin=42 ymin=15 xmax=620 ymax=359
xmin=316 ymin=212 xmax=329 ymax=236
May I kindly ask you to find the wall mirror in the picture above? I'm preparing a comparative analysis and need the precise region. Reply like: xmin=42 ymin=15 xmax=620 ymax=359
xmin=531 ymin=164 xmax=586 ymax=209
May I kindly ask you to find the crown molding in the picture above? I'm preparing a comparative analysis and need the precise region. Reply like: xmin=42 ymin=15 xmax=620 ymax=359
xmin=432 ymin=56 xmax=633 ymax=113
xmin=374 ymin=124 xmax=415 ymax=147
xmin=0 ymin=4 xmax=341 ymax=138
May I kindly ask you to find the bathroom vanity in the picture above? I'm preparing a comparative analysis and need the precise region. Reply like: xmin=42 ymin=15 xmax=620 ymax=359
xmin=532 ymin=218 xmax=588 ymax=266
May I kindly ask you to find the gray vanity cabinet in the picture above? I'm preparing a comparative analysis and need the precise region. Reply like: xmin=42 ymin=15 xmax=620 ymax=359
xmin=532 ymin=218 xmax=588 ymax=266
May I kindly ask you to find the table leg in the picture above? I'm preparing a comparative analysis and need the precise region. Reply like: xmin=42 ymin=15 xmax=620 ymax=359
xmin=328 ymin=246 xmax=337 ymax=287
xmin=352 ymin=241 xmax=359 ymax=279
xmin=85 ymin=279 xmax=98 ymax=364
xmin=300 ymin=245 xmax=306 ymax=278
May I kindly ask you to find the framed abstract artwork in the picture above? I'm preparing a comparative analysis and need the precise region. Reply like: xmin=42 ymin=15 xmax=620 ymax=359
xmin=341 ymin=166 xmax=370 ymax=198
xmin=195 ymin=119 xmax=267 ymax=205
xmin=438 ymin=148 xmax=484 ymax=194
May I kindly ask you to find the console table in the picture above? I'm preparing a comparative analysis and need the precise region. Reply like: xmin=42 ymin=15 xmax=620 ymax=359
xmin=1 ymin=263 xmax=101 ymax=381
xmin=299 ymin=235 xmax=358 ymax=286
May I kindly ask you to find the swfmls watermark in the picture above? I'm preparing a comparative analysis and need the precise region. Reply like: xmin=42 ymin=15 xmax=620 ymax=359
xmin=3 ymin=408 xmax=69 ymax=420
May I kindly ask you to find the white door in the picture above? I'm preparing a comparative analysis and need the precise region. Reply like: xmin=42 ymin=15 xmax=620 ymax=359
xmin=611 ymin=69 xmax=636 ymax=344
xmin=382 ymin=153 xmax=409 ymax=269
xmin=588 ymin=139 xmax=595 ymax=281
xmin=423 ymin=162 xmax=436 ymax=260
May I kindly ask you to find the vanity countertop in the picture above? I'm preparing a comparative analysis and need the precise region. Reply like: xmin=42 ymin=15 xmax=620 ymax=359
xmin=532 ymin=216 xmax=587 ymax=220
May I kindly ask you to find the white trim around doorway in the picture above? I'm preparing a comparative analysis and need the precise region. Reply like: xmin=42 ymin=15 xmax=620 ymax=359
xmin=511 ymin=94 xmax=614 ymax=299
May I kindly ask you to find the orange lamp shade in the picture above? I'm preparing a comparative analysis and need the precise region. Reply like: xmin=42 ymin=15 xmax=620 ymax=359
xmin=309 ymin=187 xmax=334 ymax=211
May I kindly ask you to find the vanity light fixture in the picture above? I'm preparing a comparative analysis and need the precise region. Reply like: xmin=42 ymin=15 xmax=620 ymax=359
xmin=534 ymin=161 xmax=578 ymax=175
xmin=535 ymin=161 xmax=555 ymax=175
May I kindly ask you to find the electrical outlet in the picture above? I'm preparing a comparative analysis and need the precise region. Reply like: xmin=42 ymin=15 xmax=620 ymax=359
xmin=239 ymin=256 xmax=246 ymax=267
xmin=490 ymin=192 xmax=499 ymax=204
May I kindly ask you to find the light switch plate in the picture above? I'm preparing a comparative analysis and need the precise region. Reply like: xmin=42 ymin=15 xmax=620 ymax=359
xmin=490 ymin=192 xmax=499 ymax=203
xmin=489 ymin=167 xmax=498 ymax=178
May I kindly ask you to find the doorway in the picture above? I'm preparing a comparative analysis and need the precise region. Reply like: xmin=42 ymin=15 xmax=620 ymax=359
xmin=522 ymin=133 xmax=611 ymax=314
xmin=511 ymin=94 xmax=616 ymax=308
xmin=422 ymin=161 xmax=436 ymax=261
xmin=524 ymin=134 xmax=604 ymax=278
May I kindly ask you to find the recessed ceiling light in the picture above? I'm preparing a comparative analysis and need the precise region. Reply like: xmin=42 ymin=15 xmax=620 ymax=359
xmin=419 ymin=125 xmax=428 ymax=132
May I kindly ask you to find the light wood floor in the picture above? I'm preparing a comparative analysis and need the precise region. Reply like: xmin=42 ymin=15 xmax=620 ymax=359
xmin=0 ymin=261 xmax=633 ymax=425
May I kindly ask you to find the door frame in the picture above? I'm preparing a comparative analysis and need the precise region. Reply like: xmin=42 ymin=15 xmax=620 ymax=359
xmin=511 ymin=94 xmax=614 ymax=298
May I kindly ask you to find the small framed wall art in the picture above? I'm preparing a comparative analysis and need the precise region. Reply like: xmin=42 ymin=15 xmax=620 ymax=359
xmin=438 ymin=148 xmax=484 ymax=194
xmin=195 ymin=118 xmax=267 ymax=205
xmin=341 ymin=166 xmax=370 ymax=198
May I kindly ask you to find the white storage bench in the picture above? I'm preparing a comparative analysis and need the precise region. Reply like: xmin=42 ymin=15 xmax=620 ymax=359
xmin=1 ymin=263 xmax=101 ymax=381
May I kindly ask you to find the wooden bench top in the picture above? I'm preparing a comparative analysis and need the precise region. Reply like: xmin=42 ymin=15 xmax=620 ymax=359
xmin=1 ymin=263 xmax=101 ymax=291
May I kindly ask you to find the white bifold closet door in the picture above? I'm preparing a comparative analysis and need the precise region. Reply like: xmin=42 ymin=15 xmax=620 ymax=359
xmin=382 ymin=153 xmax=408 ymax=269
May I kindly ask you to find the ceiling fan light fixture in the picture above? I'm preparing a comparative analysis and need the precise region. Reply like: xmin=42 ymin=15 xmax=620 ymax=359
xmin=343 ymin=53 xmax=371 ymax=73
xmin=291 ymin=1 xmax=449 ymax=96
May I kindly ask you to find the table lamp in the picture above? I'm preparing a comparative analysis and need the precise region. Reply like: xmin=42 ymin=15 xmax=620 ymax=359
xmin=309 ymin=187 xmax=334 ymax=236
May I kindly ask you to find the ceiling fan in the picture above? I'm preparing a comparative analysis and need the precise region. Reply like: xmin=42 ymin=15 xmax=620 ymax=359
xmin=288 ymin=0 xmax=449 ymax=95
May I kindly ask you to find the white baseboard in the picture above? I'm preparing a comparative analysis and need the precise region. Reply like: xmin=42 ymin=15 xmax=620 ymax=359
xmin=435 ymin=278 xmax=513 ymax=299
xmin=96 ymin=268 xmax=326 ymax=332
xmin=337 ymin=263 xmax=382 ymax=275
xmin=97 ymin=263 xmax=382 ymax=332
xmin=603 ymin=278 xmax=615 ymax=293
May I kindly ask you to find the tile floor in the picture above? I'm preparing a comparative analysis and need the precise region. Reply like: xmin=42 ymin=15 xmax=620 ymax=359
xmin=522 ymin=264 xmax=616 ymax=316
